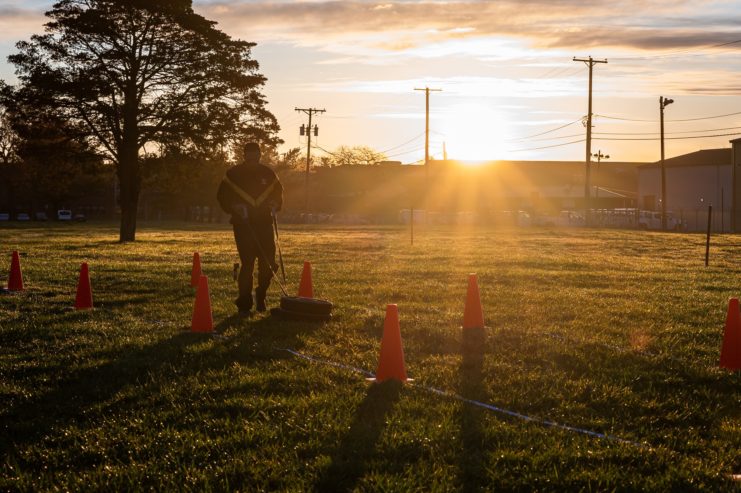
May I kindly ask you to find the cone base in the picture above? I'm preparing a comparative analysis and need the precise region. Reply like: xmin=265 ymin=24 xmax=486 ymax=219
xmin=366 ymin=377 xmax=413 ymax=383
xmin=191 ymin=327 xmax=214 ymax=334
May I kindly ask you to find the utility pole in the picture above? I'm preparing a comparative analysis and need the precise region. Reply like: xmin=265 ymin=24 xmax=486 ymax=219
xmin=592 ymin=150 xmax=609 ymax=200
xmin=414 ymin=87 xmax=442 ymax=181
xmin=573 ymin=56 xmax=607 ymax=226
xmin=659 ymin=96 xmax=674 ymax=231
xmin=295 ymin=107 xmax=326 ymax=213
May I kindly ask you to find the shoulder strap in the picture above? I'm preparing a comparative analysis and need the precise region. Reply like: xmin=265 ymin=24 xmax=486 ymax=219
xmin=224 ymin=174 xmax=277 ymax=208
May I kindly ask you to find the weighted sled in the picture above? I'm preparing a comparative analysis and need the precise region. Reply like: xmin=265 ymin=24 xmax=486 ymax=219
xmin=279 ymin=296 xmax=333 ymax=316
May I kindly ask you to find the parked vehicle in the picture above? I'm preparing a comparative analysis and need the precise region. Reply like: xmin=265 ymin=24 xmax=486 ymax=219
xmin=0 ymin=213 xmax=9 ymax=221
xmin=74 ymin=213 xmax=87 ymax=222
xmin=16 ymin=213 xmax=30 ymax=221
xmin=57 ymin=209 xmax=73 ymax=221
xmin=35 ymin=212 xmax=48 ymax=221
xmin=638 ymin=210 xmax=685 ymax=231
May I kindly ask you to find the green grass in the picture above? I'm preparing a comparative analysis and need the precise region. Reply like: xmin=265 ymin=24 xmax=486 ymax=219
xmin=1 ymin=222 xmax=740 ymax=492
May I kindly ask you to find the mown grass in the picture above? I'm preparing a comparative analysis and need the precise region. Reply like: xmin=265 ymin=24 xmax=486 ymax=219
xmin=1 ymin=222 xmax=740 ymax=492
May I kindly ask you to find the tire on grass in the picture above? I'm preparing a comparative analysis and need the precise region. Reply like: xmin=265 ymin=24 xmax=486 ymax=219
xmin=280 ymin=296 xmax=333 ymax=316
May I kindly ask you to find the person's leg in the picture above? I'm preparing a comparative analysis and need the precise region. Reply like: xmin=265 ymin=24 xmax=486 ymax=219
xmin=255 ymin=223 xmax=277 ymax=312
xmin=234 ymin=226 xmax=256 ymax=313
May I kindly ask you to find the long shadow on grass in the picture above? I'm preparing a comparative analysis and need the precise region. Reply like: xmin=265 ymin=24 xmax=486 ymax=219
xmin=458 ymin=327 xmax=488 ymax=491
xmin=0 ymin=331 xmax=208 ymax=457
xmin=0 ymin=312 xmax=321 ymax=461
xmin=314 ymin=380 xmax=402 ymax=492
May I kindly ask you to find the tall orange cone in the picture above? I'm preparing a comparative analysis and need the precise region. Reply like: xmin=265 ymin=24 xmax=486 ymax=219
xmin=190 ymin=252 xmax=202 ymax=288
xmin=370 ymin=304 xmax=410 ymax=383
xmin=74 ymin=262 xmax=93 ymax=310
xmin=720 ymin=298 xmax=741 ymax=370
xmin=191 ymin=275 xmax=214 ymax=333
xmin=8 ymin=251 xmax=24 ymax=291
xmin=463 ymin=273 xmax=484 ymax=330
xmin=298 ymin=261 xmax=313 ymax=298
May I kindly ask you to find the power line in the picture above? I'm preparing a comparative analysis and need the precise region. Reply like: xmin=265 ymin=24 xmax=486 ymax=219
xmin=385 ymin=147 xmax=425 ymax=159
xmin=595 ymin=110 xmax=741 ymax=123
xmin=595 ymin=131 xmax=741 ymax=141
xmin=509 ymin=138 xmax=586 ymax=152
xmin=377 ymin=132 xmax=426 ymax=154
xmin=507 ymin=118 xmax=585 ymax=141
xmin=595 ymin=124 xmax=741 ymax=136
xmin=522 ymin=132 xmax=586 ymax=142
xmin=610 ymin=38 xmax=741 ymax=61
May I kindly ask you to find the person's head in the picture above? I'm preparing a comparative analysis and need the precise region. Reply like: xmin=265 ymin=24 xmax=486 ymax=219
xmin=244 ymin=142 xmax=261 ymax=166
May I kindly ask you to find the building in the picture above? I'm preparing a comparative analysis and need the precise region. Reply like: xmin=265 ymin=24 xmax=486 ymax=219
xmin=637 ymin=140 xmax=741 ymax=232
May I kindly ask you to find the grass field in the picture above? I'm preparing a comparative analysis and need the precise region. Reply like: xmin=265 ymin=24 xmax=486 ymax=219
xmin=1 ymin=222 xmax=740 ymax=491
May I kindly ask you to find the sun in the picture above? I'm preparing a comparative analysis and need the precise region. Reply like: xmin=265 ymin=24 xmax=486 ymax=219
xmin=436 ymin=103 xmax=511 ymax=163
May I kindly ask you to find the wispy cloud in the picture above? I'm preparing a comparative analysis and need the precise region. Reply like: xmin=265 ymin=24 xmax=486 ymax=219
xmin=0 ymin=6 xmax=46 ymax=40
xmin=196 ymin=0 xmax=740 ymax=53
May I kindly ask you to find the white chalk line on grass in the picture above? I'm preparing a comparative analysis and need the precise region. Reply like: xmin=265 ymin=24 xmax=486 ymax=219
xmin=278 ymin=347 xmax=646 ymax=448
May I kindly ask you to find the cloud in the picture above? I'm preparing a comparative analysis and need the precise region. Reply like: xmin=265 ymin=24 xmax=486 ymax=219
xmin=0 ymin=6 xmax=46 ymax=41
xmin=194 ymin=0 xmax=740 ymax=54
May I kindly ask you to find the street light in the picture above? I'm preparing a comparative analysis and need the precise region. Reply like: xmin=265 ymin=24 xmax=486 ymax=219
xmin=660 ymin=96 xmax=674 ymax=230
xmin=592 ymin=150 xmax=610 ymax=200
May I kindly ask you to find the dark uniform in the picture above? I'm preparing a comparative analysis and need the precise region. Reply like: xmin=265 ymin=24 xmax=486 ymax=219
xmin=217 ymin=157 xmax=283 ymax=313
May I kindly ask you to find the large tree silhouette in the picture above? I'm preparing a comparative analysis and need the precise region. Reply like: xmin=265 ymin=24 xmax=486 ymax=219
xmin=6 ymin=0 xmax=280 ymax=241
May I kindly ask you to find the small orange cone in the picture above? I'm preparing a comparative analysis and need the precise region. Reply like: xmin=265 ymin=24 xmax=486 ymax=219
xmin=74 ymin=262 xmax=93 ymax=310
xmin=298 ymin=261 xmax=313 ymax=298
xmin=191 ymin=252 xmax=202 ymax=288
xmin=8 ymin=251 xmax=24 ymax=291
xmin=191 ymin=275 xmax=214 ymax=333
xmin=463 ymin=273 xmax=484 ymax=330
xmin=720 ymin=298 xmax=741 ymax=370
xmin=370 ymin=304 xmax=410 ymax=383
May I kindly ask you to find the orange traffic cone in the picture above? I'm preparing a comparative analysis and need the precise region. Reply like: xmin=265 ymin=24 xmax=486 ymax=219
xmin=74 ymin=262 xmax=93 ymax=310
xmin=463 ymin=273 xmax=484 ymax=330
xmin=190 ymin=252 xmax=202 ymax=288
xmin=191 ymin=275 xmax=214 ymax=333
xmin=298 ymin=261 xmax=313 ymax=298
xmin=370 ymin=304 xmax=410 ymax=383
xmin=720 ymin=298 xmax=741 ymax=370
xmin=8 ymin=251 xmax=24 ymax=291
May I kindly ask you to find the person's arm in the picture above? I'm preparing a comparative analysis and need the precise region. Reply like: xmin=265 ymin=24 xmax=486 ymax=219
xmin=216 ymin=177 xmax=234 ymax=215
xmin=269 ymin=173 xmax=283 ymax=212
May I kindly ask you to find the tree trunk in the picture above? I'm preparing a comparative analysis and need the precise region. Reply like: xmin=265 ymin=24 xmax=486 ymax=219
xmin=118 ymin=138 xmax=140 ymax=242
xmin=119 ymin=77 xmax=140 ymax=242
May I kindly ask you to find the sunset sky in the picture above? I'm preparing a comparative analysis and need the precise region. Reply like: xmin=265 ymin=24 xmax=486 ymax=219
xmin=1 ymin=0 xmax=740 ymax=163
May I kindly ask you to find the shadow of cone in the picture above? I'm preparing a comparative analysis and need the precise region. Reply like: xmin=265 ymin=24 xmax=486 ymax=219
xmin=463 ymin=273 xmax=484 ymax=330
xmin=8 ymin=251 xmax=24 ymax=291
xmin=74 ymin=263 xmax=93 ymax=310
xmin=298 ymin=261 xmax=313 ymax=298
xmin=720 ymin=297 xmax=741 ymax=371
xmin=191 ymin=275 xmax=214 ymax=333
xmin=369 ymin=304 xmax=410 ymax=383
xmin=191 ymin=252 xmax=202 ymax=288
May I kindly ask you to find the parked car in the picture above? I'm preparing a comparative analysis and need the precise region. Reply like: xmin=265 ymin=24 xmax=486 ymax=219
xmin=74 ymin=213 xmax=87 ymax=222
xmin=57 ymin=209 xmax=73 ymax=221
xmin=35 ymin=212 xmax=48 ymax=221
xmin=16 ymin=213 xmax=30 ymax=221
xmin=637 ymin=210 xmax=684 ymax=231
xmin=0 ymin=213 xmax=9 ymax=221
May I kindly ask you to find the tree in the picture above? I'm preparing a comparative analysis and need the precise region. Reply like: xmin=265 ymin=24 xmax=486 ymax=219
xmin=325 ymin=146 xmax=387 ymax=167
xmin=4 ymin=94 xmax=110 ymax=213
xmin=5 ymin=0 xmax=280 ymax=241
xmin=263 ymin=146 xmax=303 ymax=172
xmin=0 ymin=106 xmax=20 ymax=166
